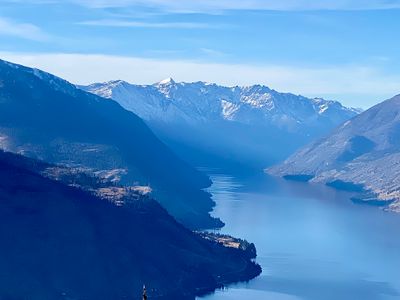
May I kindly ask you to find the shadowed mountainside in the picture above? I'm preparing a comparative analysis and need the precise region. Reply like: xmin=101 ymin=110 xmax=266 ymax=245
xmin=0 ymin=150 xmax=261 ymax=300
xmin=0 ymin=59 xmax=220 ymax=229
xmin=82 ymin=79 xmax=359 ymax=169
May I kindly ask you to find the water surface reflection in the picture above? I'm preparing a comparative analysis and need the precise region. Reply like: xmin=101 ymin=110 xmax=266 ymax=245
xmin=199 ymin=172 xmax=400 ymax=300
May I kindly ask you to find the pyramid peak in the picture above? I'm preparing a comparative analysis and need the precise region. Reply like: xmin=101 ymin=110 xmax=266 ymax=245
xmin=158 ymin=77 xmax=176 ymax=85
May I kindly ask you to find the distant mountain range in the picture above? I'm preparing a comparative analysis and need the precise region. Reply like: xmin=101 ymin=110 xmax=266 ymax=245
xmin=0 ymin=150 xmax=260 ymax=300
xmin=269 ymin=94 xmax=400 ymax=211
xmin=0 ymin=59 xmax=220 ymax=229
xmin=82 ymin=78 xmax=360 ymax=169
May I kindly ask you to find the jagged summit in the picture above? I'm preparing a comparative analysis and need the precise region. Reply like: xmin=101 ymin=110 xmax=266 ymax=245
xmin=157 ymin=77 xmax=176 ymax=85
xmin=83 ymin=79 xmax=358 ymax=129
xmin=107 ymin=79 xmax=128 ymax=85
xmin=82 ymin=79 xmax=359 ymax=168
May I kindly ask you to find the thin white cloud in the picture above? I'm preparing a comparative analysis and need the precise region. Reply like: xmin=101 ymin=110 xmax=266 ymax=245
xmin=66 ymin=0 xmax=400 ymax=11
xmin=6 ymin=0 xmax=400 ymax=11
xmin=78 ymin=19 xmax=214 ymax=29
xmin=200 ymin=48 xmax=227 ymax=57
xmin=0 ymin=17 xmax=49 ymax=41
xmin=1 ymin=52 xmax=399 ymax=108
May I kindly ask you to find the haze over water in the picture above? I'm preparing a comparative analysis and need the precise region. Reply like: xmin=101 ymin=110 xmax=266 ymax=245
xmin=199 ymin=172 xmax=400 ymax=300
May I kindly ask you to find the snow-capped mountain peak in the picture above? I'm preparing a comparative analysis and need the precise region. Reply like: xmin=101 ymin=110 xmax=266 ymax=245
xmin=80 ymin=78 xmax=360 ymax=168
xmin=157 ymin=77 xmax=176 ymax=85
xmin=82 ymin=79 xmax=359 ymax=132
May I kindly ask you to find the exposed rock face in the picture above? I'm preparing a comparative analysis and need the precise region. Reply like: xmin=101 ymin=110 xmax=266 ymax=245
xmin=82 ymin=79 xmax=359 ymax=169
xmin=268 ymin=95 xmax=400 ymax=211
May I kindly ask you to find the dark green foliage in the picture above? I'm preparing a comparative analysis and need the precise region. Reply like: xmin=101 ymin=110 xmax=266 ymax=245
xmin=0 ymin=59 xmax=219 ymax=229
xmin=0 ymin=151 xmax=261 ymax=300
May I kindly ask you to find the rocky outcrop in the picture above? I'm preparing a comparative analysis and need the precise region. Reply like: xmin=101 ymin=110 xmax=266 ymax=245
xmin=268 ymin=95 xmax=400 ymax=211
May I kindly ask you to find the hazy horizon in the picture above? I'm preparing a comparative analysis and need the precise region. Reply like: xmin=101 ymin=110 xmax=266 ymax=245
xmin=2 ymin=1 xmax=400 ymax=109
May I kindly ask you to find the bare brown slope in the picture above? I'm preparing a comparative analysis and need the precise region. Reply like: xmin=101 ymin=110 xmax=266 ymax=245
xmin=268 ymin=95 xmax=400 ymax=210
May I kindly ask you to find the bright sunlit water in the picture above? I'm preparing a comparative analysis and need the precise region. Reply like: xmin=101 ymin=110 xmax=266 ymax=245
xmin=199 ymin=171 xmax=400 ymax=300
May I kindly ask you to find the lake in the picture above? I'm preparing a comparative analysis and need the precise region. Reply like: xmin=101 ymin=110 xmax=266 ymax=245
xmin=198 ymin=171 xmax=400 ymax=300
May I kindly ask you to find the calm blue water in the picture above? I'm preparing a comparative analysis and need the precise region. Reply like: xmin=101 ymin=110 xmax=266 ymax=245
xmin=199 ymin=172 xmax=400 ymax=300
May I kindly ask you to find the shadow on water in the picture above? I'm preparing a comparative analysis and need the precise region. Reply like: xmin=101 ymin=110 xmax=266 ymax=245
xmin=199 ymin=169 xmax=400 ymax=300
xmin=248 ymin=277 xmax=398 ymax=300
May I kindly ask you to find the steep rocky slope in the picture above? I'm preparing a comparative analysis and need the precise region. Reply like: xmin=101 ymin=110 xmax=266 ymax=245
xmin=0 ymin=59 xmax=219 ymax=229
xmin=269 ymin=95 xmax=400 ymax=211
xmin=83 ymin=79 xmax=359 ymax=168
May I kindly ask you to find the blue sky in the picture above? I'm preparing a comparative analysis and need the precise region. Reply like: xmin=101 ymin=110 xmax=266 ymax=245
xmin=1 ymin=1 xmax=400 ymax=108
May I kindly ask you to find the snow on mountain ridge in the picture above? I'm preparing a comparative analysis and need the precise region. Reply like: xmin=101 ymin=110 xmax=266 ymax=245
xmin=82 ymin=79 xmax=358 ymax=131
xmin=79 ymin=78 xmax=361 ymax=169
xmin=158 ymin=77 xmax=176 ymax=85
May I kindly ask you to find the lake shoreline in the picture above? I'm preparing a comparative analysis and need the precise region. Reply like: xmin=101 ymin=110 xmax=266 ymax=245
xmin=199 ymin=171 xmax=400 ymax=300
